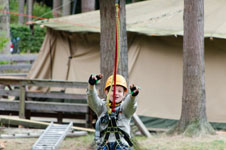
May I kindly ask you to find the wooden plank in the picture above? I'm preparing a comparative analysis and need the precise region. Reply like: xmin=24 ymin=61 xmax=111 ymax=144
xmin=0 ymin=110 xmax=87 ymax=120
xmin=26 ymin=101 xmax=88 ymax=113
xmin=0 ymin=77 xmax=90 ymax=88
xmin=0 ymin=73 xmax=27 ymax=77
xmin=19 ymin=85 xmax=26 ymax=119
xmin=0 ymin=100 xmax=19 ymax=111
xmin=0 ymin=100 xmax=88 ymax=113
xmin=0 ymin=115 xmax=95 ymax=132
xmin=0 ymin=54 xmax=37 ymax=61
xmin=0 ymin=89 xmax=87 ymax=101
xmin=0 ymin=64 xmax=32 ymax=70
xmin=132 ymin=113 xmax=151 ymax=137
xmin=0 ymin=131 xmax=88 ymax=139
xmin=27 ymin=92 xmax=87 ymax=101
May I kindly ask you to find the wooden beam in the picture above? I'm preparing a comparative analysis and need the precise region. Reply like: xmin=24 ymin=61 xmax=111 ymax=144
xmin=0 ymin=100 xmax=18 ymax=111
xmin=0 ymin=54 xmax=37 ymax=61
xmin=26 ymin=101 xmax=88 ymax=113
xmin=19 ymin=85 xmax=26 ymax=119
xmin=0 ymin=64 xmax=31 ymax=70
xmin=0 ymin=77 xmax=90 ymax=88
xmin=0 ymin=100 xmax=88 ymax=113
xmin=0 ymin=89 xmax=87 ymax=102
xmin=132 ymin=113 xmax=151 ymax=137
xmin=0 ymin=131 xmax=88 ymax=139
xmin=0 ymin=115 xmax=95 ymax=132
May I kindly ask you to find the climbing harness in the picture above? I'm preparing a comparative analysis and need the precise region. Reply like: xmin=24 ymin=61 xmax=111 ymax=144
xmin=96 ymin=106 xmax=133 ymax=150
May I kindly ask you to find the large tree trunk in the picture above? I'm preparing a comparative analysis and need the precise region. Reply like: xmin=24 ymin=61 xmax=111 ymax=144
xmin=53 ymin=0 xmax=62 ymax=18
xmin=0 ymin=0 xmax=10 ymax=54
xmin=27 ymin=0 xmax=33 ymax=22
xmin=99 ymin=0 xmax=128 ymax=97
xmin=82 ymin=0 xmax=95 ymax=12
xmin=18 ymin=0 xmax=25 ymax=24
xmin=171 ymin=0 xmax=215 ymax=136
xmin=63 ymin=0 xmax=71 ymax=16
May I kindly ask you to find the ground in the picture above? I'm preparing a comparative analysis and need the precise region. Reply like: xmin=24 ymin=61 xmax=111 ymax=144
xmin=0 ymin=128 xmax=226 ymax=150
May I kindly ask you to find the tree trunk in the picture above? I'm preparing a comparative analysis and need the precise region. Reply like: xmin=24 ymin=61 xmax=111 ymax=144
xmin=27 ymin=0 xmax=33 ymax=22
xmin=99 ymin=0 xmax=128 ymax=97
xmin=0 ymin=0 xmax=10 ymax=54
xmin=63 ymin=0 xmax=71 ymax=16
xmin=53 ymin=0 xmax=62 ymax=18
xmin=171 ymin=0 xmax=215 ymax=136
xmin=82 ymin=0 xmax=95 ymax=12
xmin=18 ymin=0 xmax=25 ymax=24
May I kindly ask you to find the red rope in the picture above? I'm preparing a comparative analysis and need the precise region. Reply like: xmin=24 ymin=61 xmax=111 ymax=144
xmin=113 ymin=27 xmax=117 ymax=112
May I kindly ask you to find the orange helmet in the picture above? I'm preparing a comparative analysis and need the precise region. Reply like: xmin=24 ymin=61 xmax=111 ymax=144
xmin=105 ymin=74 xmax=128 ymax=93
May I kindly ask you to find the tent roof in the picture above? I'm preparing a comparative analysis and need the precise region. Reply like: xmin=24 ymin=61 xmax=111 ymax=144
xmin=38 ymin=0 xmax=226 ymax=39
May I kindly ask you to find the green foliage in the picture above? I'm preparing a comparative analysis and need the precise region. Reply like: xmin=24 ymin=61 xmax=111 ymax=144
xmin=9 ymin=0 xmax=19 ymax=24
xmin=9 ymin=0 xmax=53 ymax=24
xmin=0 ymin=61 xmax=9 ymax=65
xmin=32 ymin=2 xmax=53 ymax=20
xmin=10 ymin=24 xmax=46 ymax=53
xmin=0 ymin=32 xmax=9 ymax=52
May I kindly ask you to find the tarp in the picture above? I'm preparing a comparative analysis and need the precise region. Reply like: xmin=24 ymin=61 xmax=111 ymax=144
xmin=29 ymin=0 xmax=226 ymax=123
xmin=38 ymin=0 xmax=226 ymax=39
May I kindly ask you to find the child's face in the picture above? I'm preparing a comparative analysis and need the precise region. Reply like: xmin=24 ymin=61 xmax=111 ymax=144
xmin=105 ymin=85 xmax=125 ymax=103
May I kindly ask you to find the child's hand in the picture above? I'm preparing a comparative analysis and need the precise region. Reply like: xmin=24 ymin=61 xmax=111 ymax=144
xmin=88 ymin=74 xmax=103 ymax=85
xmin=130 ymin=84 xmax=140 ymax=97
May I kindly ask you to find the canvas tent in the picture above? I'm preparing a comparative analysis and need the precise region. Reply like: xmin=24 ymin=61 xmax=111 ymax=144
xmin=29 ymin=0 xmax=226 ymax=126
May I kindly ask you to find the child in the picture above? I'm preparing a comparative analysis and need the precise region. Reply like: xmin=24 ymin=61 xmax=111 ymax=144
xmin=87 ymin=74 xmax=139 ymax=150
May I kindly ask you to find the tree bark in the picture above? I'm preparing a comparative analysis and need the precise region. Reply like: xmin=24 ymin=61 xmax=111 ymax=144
xmin=99 ymin=0 xmax=128 ymax=97
xmin=18 ymin=0 xmax=25 ymax=24
xmin=0 ymin=0 xmax=10 ymax=54
xmin=27 ymin=0 xmax=33 ymax=22
xmin=63 ymin=0 xmax=71 ymax=16
xmin=53 ymin=0 xmax=62 ymax=18
xmin=171 ymin=0 xmax=215 ymax=136
xmin=82 ymin=0 xmax=95 ymax=12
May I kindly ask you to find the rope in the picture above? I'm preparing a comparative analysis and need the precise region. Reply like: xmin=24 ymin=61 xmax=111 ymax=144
xmin=106 ymin=0 xmax=121 ymax=114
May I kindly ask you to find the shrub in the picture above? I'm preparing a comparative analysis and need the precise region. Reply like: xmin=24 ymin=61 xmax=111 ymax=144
xmin=10 ymin=24 xmax=46 ymax=53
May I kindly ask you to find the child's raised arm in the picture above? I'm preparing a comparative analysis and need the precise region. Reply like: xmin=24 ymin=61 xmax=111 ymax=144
xmin=122 ymin=84 xmax=140 ymax=118
xmin=87 ymin=74 xmax=104 ymax=116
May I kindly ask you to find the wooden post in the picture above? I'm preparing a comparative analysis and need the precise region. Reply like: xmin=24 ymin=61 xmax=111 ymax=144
xmin=132 ymin=113 xmax=151 ymax=137
xmin=57 ymin=112 xmax=63 ymax=123
xmin=19 ymin=85 xmax=26 ymax=119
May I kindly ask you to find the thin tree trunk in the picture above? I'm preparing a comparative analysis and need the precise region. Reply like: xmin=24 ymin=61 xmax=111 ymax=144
xmin=171 ymin=0 xmax=215 ymax=136
xmin=118 ymin=0 xmax=128 ymax=84
xmin=27 ymin=0 xmax=33 ymax=22
xmin=0 ymin=0 xmax=10 ymax=54
xmin=82 ymin=0 xmax=95 ymax=12
xmin=99 ymin=0 xmax=128 ymax=97
xmin=18 ymin=0 xmax=25 ymax=24
xmin=53 ymin=0 xmax=62 ymax=18
xmin=63 ymin=0 xmax=71 ymax=16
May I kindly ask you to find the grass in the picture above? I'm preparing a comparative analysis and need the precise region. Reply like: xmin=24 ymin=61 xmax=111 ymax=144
xmin=59 ymin=132 xmax=226 ymax=150
xmin=136 ymin=132 xmax=226 ymax=150
xmin=1 ymin=131 xmax=226 ymax=150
